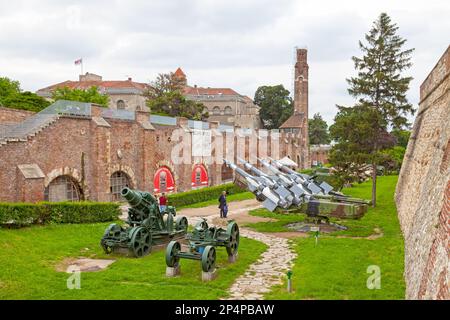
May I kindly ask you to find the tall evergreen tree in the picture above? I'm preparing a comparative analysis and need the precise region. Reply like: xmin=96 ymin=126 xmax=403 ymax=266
xmin=308 ymin=113 xmax=330 ymax=145
xmin=331 ymin=13 xmax=414 ymax=206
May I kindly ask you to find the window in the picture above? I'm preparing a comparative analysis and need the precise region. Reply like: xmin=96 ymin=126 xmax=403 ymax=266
xmin=117 ymin=100 xmax=126 ymax=110
xmin=212 ymin=106 xmax=221 ymax=115
xmin=224 ymin=106 xmax=232 ymax=115
xmin=44 ymin=175 xmax=81 ymax=202
xmin=110 ymin=171 xmax=131 ymax=201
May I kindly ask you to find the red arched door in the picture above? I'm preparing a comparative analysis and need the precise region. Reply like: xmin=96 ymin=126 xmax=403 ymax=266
xmin=153 ymin=167 xmax=175 ymax=193
xmin=191 ymin=164 xmax=208 ymax=187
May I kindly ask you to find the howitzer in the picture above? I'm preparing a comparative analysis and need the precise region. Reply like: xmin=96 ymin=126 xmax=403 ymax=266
xmin=100 ymin=187 xmax=188 ymax=257
xmin=166 ymin=220 xmax=239 ymax=273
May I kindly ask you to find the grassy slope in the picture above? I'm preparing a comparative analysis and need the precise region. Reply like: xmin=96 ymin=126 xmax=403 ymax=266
xmin=0 ymin=222 xmax=266 ymax=299
xmin=247 ymin=175 xmax=405 ymax=299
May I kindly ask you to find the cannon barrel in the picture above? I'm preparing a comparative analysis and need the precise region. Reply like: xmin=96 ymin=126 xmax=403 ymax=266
xmin=121 ymin=187 xmax=156 ymax=208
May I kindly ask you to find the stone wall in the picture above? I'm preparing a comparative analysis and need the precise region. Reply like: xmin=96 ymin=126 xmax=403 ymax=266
xmin=0 ymin=107 xmax=35 ymax=124
xmin=395 ymin=45 xmax=449 ymax=300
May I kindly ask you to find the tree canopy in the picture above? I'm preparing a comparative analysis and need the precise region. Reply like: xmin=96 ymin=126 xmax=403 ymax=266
xmin=0 ymin=77 xmax=50 ymax=112
xmin=253 ymin=85 xmax=293 ymax=130
xmin=330 ymin=12 xmax=414 ymax=206
xmin=308 ymin=113 xmax=330 ymax=145
xmin=145 ymin=72 xmax=208 ymax=120
xmin=51 ymin=86 xmax=109 ymax=107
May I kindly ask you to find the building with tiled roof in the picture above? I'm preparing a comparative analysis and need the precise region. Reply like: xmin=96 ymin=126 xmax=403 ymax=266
xmin=177 ymin=68 xmax=261 ymax=129
xmin=36 ymin=73 xmax=150 ymax=111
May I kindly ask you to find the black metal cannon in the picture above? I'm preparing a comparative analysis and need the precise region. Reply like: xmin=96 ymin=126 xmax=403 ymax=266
xmin=165 ymin=219 xmax=239 ymax=272
xmin=100 ymin=187 xmax=188 ymax=257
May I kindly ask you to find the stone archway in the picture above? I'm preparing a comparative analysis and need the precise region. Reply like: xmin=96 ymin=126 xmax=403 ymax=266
xmin=45 ymin=167 xmax=87 ymax=200
xmin=109 ymin=164 xmax=137 ymax=192
xmin=154 ymin=160 xmax=178 ymax=193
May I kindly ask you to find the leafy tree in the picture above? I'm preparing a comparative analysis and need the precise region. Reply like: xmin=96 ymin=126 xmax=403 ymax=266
xmin=145 ymin=72 xmax=186 ymax=99
xmin=253 ymin=85 xmax=293 ymax=129
xmin=0 ymin=77 xmax=50 ymax=112
xmin=330 ymin=13 xmax=414 ymax=206
xmin=329 ymin=104 xmax=396 ymax=186
xmin=145 ymin=72 xmax=207 ymax=120
xmin=147 ymin=91 xmax=208 ymax=120
xmin=308 ymin=113 xmax=330 ymax=145
xmin=391 ymin=129 xmax=411 ymax=148
xmin=51 ymin=86 xmax=109 ymax=107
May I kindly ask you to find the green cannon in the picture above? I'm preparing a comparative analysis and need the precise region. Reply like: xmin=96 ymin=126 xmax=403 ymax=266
xmin=100 ymin=187 xmax=188 ymax=257
xmin=165 ymin=219 xmax=239 ymax=273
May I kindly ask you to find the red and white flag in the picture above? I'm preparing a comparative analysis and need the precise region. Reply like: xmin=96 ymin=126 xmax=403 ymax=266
xmin=74 ymin=58 xmax=82 ymax=65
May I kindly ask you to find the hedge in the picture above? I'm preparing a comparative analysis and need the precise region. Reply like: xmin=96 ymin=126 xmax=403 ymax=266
xmin=167 ymin=183 xmax=245 ymax=208
xmin=0 ymin=202 xmax=120 ymax=228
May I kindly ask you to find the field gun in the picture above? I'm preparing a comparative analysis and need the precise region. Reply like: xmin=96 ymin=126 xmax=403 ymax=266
xmin=165 ymin=220 xmax=239 ymax=273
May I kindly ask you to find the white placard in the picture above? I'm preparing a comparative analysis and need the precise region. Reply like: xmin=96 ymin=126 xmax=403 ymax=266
xmin=192 ymin=129 xmax=211 ymax=157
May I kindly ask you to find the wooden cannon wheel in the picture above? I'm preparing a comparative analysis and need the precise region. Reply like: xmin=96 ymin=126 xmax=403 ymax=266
xmin=165 ymin=240 xmax=181 ymax=268
xmin=129 ymin=226 xmax=152 ymax=258
xmin=100 ymin=223 xmax=122 ymax=254
xmin=201 ymin=246 xmax=216 ymax=272
xmin=226 ymin=221 xmax=240 ymax=257
xmin=175 ymin=216 xmax=188 ymax=232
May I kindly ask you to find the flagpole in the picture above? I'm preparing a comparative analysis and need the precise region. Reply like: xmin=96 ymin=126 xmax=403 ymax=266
xmin=81 ymin=57 xmax=83 ymax=75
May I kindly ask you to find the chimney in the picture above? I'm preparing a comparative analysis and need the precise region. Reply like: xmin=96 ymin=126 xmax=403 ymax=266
xmin=128 ymin=77 xmax=132 ymax=81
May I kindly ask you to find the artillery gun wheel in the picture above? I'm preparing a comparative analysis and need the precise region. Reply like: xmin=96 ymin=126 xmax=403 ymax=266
xmin=201 ymin=246 xmax=216 ymax=272
xmin=165 ymin=241 xmax=181 ymax=267
xmin=175 ymin=216 xmax=188 ymax=232
xmin=129 ymin=227 xmax=152 ymax=258
xmin=226 ymin=222 xmax=240 ymax=257
xmin=101 ymin=223 xmax=122 ymax=254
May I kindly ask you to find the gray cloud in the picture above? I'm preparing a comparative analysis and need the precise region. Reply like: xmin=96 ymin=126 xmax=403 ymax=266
xmin=0 ymin=0 xmax=448 ymax=125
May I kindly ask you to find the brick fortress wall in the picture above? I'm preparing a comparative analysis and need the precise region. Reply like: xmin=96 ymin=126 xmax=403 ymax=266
xmin=0 ymin=107 xmax=305 ymax=202
xmin=395 ymin=45 xmax=449 ymax=300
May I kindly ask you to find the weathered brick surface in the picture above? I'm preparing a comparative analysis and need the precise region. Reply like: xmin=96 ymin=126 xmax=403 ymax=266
xmin=0 ymin=107 xmax=35 ymax=124
xmin=0 ymin=111 xmax=304 ymax=202
xmin=395 ymin=45 xmax=450 ymax=300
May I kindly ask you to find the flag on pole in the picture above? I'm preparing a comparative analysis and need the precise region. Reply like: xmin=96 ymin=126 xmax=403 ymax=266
xmin=74 ymin=58 xmax=82 ymax=65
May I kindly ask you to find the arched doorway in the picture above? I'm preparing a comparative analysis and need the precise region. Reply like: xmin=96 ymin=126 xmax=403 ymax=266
xmin=44 ymin=175 xmax=82 ymax=202
xmin=191 ymin=164 xmax=208 ymax=188
xmin=154 ymin=167 xmax=175 ymax=193
xmin=110 ymin=171 xmax=132 ymax=201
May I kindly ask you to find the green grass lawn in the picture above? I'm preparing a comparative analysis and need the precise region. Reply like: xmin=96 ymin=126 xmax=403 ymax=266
xmin=177 ymin=192 xmax=254 ymax=209
xmin=246 ymin=175 xmax=406 ymax=299
xmin=0 ymin=222 xmax=266 ymax=299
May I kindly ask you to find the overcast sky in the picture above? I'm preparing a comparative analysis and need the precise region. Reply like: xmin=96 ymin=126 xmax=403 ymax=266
xmin=0 ymin=0 xmax=449 ymax=124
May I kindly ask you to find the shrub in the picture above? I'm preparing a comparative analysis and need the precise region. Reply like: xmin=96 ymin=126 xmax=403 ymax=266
xmin=0 ymin=202 xmax=120 ymax=228
xmin=168 ymin=183 xmax=245 ymax=208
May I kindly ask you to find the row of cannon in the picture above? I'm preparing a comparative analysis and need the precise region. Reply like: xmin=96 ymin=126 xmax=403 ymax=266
xmin=225 ymin=157 xmax=370 ymax=221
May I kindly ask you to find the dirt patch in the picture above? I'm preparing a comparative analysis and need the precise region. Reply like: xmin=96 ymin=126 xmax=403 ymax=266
xmin=56 ymin=258 xmax=115 ymax=273
xmin=336 ymin=228 xmax=384 ymax=240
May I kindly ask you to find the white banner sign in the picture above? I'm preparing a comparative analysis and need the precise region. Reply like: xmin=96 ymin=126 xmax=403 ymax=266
xmin=192 ymin=129 xmax=211 ymax=157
